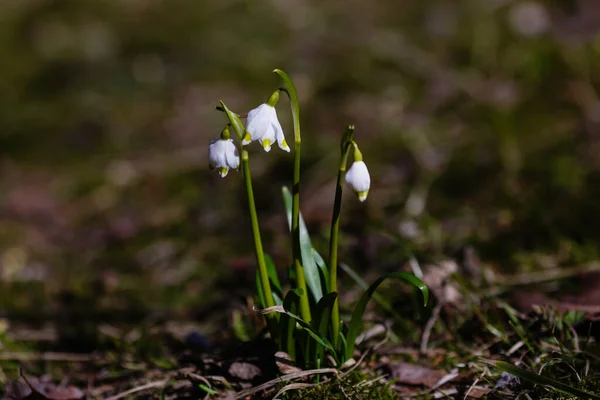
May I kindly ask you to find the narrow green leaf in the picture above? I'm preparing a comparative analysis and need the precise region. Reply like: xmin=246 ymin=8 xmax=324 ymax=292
xmin=282 ymin=186 xmax=323 ymax=303
xmin=340 ymin=263 xmax=396 ymax=317
xmin=198 ymin=384 xmax=217 ymax=395
xmin=493 ymin=361 xmax=600 ymax=399
xmin=269 ymin=303 xmax=337 ymax=358
xmin=265 ymin=254 xmax=283 ymax=305
xmin=219 ymin=101 xmax=246 ymax=141
xmin=338 ymin=332 xmax=347 ymax=358
xmin=273 ymin=69 xmax=300 ymax=142
xmin=256 ymin=254 xmax=283 ymax=306
xmin=279 ymin=290 xmax=300 ymax=359
xmin=340 ymin=125 xmax=355 ymax=155
xmin=290 ymin=313 xmax=337 ymax=359
xmin=265 ymin=254 xmax=282 ymax=292
xmin=344 ymin=272 xmax=428 ymax=361
xmin=255 ymin=269 xmax=266 ymax=309
xmin=312 ymin=248 xmax=330 ymax=293
xmin=306 ymin=292 xmax=337 ymax=367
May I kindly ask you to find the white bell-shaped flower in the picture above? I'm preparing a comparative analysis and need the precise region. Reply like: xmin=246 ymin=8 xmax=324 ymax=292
xmin=242 ymin=91 xmax=290 ymax=152
xmin=345 ymin=160 xmax=370 ymax=202
xmin=209 ymin=136 xmax=239 ymax=178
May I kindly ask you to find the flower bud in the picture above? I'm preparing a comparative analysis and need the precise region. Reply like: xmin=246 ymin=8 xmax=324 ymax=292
xmin=345 ymin=160 xmax=370 ymax=201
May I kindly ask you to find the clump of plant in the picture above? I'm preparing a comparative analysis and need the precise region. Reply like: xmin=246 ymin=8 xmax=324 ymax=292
xmin=209 ymin=69 xmax=428 ymax=369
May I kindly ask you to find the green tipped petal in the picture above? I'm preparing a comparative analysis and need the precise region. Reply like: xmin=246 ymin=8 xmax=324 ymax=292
xmin=358 ymin=189 xmax=369 ymax=202
xmin=262 ymin=138 xmax=272 ymax=152
xmin=242 ymin=131 xmax=252 ymax=145
xmin=219 ymin=167 xmax=229 ymax=177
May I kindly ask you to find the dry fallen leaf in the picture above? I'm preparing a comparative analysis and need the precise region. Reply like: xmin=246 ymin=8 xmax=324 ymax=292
xmin=274 ymin=351 xmax=302 ymax=375
xmin=390 ymin=362 xmax=448 ymax=388
xmin=5 ymin=370 xmax=84 ymax=400
xmin=227 ymin=361 xmax=262 ymax=381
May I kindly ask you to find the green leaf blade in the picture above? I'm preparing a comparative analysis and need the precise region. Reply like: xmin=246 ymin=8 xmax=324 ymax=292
xmin=279 ymin=290 xmax=300 ymax=359
xmin=344 ymin=272 xmax=428 ymax=361
xmin=267 ymin=300 xmax=337 ymax=359
xmin=312 ymin=248 xmax=330 ymax=294
xmin=285 ymin=310 xmax=337 ymax=358
xmin=282 ymin=186 xmax=323 ymax=303
xmin=265 ymin=254 xmax=283 ymax=304
xmin=256 ymin=254 xmax=283 ymax=307
xmin=494 ymin=361 xmax=600 ymax=400
xmin=305 ymin=292 xmax=337 ymax=367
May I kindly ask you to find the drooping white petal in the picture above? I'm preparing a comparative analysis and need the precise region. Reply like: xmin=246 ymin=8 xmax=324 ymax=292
xmin=259 ymin=123 xmax=276 ymax=152
xmin=244 ymin=104 xmax=272 ymax=145
xmin=345 ymin=161 xmax=371 ymax=201
xmin=243 ymin=103 xmax=290 ymax=152
xmin=224 ymin=140 xmax=240 ymax=169
xmin=208 ymin=138 xmax=239 ymax=178
xmin=273 ymin=114 xmax=290 ymax=152
xmin=209 ymin=139 xmax=227 ymax=167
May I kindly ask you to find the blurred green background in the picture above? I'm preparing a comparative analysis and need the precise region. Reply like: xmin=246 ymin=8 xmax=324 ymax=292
xmin=1 ymin=0 xmax=600 ymax=328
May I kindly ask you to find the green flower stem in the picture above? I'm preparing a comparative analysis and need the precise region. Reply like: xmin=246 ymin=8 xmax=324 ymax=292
xmin=274 ymin=68 xmax=311 ymax=322
xmin=220 ymin=100 xmax=277 ymax=333
xmin=241 ymin=148 xmax=277 ymax=328
xmin=329 ymin=143 xmax=352 ymax=350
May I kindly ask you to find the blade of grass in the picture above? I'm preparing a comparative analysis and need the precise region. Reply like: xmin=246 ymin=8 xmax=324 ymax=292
xmin=265 ymin=254 xmax=283 ymax=305
xmin=344 ymin=272 xmax=428 ymax=361
xmin=306 ymin=292 xmax=337 ymax=368
xmin=282 ymin=186 xmax=323 ymax=303
xmin=266 ymin=303 xmax=339 ymax=362
xmin=256 ymin=269 xmax=266 ymax=310
xmin=340 ymin=262 xmax=408 ymax=340
xmin=492 ymin=360 xmax=600 ymax=399
xmin=312 ymin=248 xmax=330 ymax=293
xmin=279 ymin=290 xmax=301 ymax=359
xmin=340 ymin=263 xmax=398 ymax=318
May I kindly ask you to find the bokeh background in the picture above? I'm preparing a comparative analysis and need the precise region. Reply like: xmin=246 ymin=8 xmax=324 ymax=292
xmin=1 ymin=0 xmax=600 ymax=338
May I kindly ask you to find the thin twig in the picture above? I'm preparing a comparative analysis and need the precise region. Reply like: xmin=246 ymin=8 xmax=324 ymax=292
xmin=464 ymin=367 xmax=488 ymax=400
xmin=235 ymin=368 xmax=338 ymax=399
xmin=355 ymin=375 xmax=387 ymax=388
xmin=178 ymin=371 xmax=212 ymax=388
xmin=0 ymin=352 xmax=93 ymax=362
xmin=421 ymin=301 xmax=443 ymax=354
xmin=105 ymin=379 xmax=169 ymax=400
xmin=489 ymin=262 xmax=600 ymax=296
xmin=272 ymin=383 xmax=317 ymax=399
xmin=340 ymin=326 xmax=389 ymax=379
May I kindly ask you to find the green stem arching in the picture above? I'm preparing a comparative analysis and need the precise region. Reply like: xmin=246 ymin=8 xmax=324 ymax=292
xmin=328 ymin=143 xmax=352 ymax=351
xmin=273 ymin=69 xmax=311 ymax=323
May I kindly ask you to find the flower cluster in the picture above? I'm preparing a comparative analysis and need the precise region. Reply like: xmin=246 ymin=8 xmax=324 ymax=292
xmin=209 ymin=91 xmax=294 ymax=179
xmin=209 ymin=91 xmax=370 ymax=202
xmin=204 ymin=70 xmax=429 ymax=372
